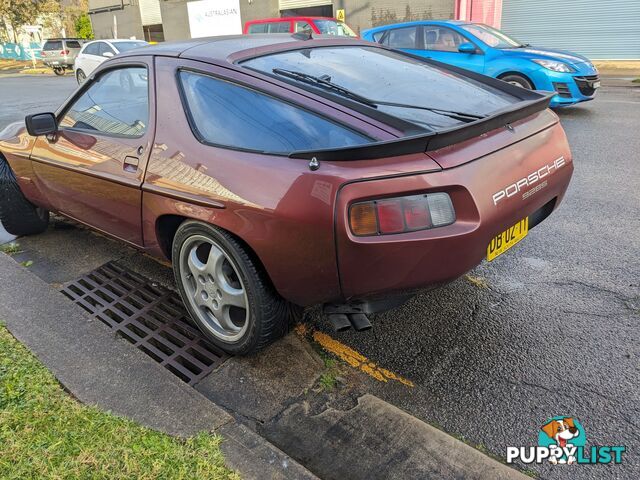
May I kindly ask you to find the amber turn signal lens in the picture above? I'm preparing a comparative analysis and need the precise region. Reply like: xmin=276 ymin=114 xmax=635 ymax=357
xmin=349 ymin=202 xmax=378 ymax=236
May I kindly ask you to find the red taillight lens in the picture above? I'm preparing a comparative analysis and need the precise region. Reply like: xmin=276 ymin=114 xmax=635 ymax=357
xmin=349 ymin=193 xmax=454 ymax=236
xmin=60 ymin=50 xmax=69 ymax=55
xmin=376 ymin=199 xmax=404 ymax=234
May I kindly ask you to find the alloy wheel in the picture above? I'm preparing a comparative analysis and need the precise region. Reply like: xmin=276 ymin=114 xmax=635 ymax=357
xmin=178 ymin=235 xmax=249 ymax=343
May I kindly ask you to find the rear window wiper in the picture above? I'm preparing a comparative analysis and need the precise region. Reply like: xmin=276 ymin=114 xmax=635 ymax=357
xmin=272 ymin=68 xmax=485 ymax=123
xmin=272 ymin=68 xmax=377 ymax=108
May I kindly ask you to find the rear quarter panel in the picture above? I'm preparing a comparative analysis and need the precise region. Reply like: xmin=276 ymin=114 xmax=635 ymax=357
xmin=142 ymin=56 xmax=400 ymax=306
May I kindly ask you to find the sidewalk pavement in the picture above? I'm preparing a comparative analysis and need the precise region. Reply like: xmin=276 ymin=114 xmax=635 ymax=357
xmin=0 ymin=253 xmax=317 ymax=480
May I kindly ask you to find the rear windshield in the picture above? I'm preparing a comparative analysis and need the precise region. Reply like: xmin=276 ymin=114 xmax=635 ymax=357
xmin=242 ymin=46 xmax=518 ymax=132
xmin=43 ymin=40 xmax=63 ymax=51
xmin=313 ymin=20 xmax=357 ymax=37
xmin=66 ymin=40 xmax=81 ymax=49
xmin=114 ymin=41 xmax=147 ymax=52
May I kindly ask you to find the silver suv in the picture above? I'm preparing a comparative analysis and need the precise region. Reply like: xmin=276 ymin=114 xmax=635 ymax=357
xmin=41 ymin=38 xmax=84 ymax=76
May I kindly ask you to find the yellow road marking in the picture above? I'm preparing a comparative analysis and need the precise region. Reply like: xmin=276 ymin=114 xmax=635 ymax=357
xmin=298 ymin=325 xmax=414 ymax=387
xmin=465 ymin=274 xmax=489 ymax=289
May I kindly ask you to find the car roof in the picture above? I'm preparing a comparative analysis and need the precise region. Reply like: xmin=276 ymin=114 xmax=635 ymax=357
xmin=363 ymin=19 xmax=470 ymax=33
xmin=117 ymin=34 xmax=371 ymax=63
xmin=84 ymin=39 xmax=147 ymax=44
xmin=246 ymin=16 xmax=336 ymax=24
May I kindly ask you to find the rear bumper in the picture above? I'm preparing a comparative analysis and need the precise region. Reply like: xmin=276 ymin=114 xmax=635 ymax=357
xmin=335 ymin=122 xmax=573 ymax=299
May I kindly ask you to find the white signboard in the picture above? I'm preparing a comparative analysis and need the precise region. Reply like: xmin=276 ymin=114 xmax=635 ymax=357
xmin=187 ymin=0 xmax=242 ymax=38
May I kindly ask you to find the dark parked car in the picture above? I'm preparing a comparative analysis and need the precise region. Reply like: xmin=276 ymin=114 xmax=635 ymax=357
xmin=0 ymin=35 xmax=573 ymax=354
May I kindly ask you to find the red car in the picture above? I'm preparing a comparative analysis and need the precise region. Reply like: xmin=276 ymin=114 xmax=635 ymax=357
xmin=244 ymin=16 xmax=357 ymax=37
xmin=0 ymin=35 xmax=573 ymax=355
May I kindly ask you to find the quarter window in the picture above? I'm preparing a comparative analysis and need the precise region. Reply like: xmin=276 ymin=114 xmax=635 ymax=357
xmin=247 ymin=23 xmax=267 ymax=34
xmin=179 ymin=71 xmax=371 ymax=154
xmin=59 ymin=67 xmax=148 ymax=137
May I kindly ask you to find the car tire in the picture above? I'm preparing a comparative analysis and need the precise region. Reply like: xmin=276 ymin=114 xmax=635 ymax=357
xmin=172 ymin=220 xmax=302 ymax=355
xmin=0 ymin=156 xmax=49 ymax=236
xmin=500 ymin=74 xmax=534 ymax=90
xmin=76 ymin=69 xmax=86 ymax=84
xmin=53 ymin=67 xmax=65 ymax=76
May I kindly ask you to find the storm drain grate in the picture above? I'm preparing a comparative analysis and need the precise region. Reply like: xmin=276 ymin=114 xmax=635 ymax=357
xmin=60 ymin=262 xmax=229 ymax=385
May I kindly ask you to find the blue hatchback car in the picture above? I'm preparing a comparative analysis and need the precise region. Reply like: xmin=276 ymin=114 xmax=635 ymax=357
xmin=362 ymin=20 xmax=600 ymax=107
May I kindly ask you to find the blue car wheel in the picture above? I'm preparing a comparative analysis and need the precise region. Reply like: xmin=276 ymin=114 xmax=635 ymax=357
xmin=498 ymin=74 xmax=533 ymax=90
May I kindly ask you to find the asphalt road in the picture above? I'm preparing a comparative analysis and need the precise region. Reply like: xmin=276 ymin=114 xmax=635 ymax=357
xmin=309 ymin=85 xmax=640 ymax=479
xmin=1 ymin=74 xmax=638 ymax=479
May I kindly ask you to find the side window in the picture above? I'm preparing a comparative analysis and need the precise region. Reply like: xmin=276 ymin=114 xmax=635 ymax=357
xmin=247 ymin=23 xmax=267 ymax=34
xmin=84 ymin=42 xmax=101 ymax=55
xmin=294 ymin=21 xmax=312 ymax=32
xmin=59 ymin=67 xmax=149 ymax=137
xmin=66 ymin=40 xmax=81 ymax=49
xmin=423 ymin=26 xmax=467 ymax=52
xmin=99 ymin=42 xmax=115 ymax=56
xmin=382 ymin=27 xmax=417 ymax=49
xmin=179 ymin=71 xmax=371 ymax=154
xmin=267 ymin=21 xmax=290 ymax=33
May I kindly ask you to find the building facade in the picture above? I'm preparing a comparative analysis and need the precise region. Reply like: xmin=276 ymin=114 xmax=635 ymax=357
xmin=88 ymin=0 xmax=639 ymax=59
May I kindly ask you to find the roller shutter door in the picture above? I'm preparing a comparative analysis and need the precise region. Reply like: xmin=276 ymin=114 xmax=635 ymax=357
xmin=501 ymin=0 xmax=640 ymax=60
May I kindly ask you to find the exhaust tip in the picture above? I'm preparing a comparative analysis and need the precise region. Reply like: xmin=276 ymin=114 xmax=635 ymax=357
xmin=328 ymin=313 xmax=351 ymax=332
xmin=349 ymin=313 xmax=372 ymax=332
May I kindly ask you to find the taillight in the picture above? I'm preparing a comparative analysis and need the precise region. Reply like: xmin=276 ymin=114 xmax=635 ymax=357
xmin=60 ymin=50 xmax=69 ymax=55
xmin=41 ymin=51 xmax=46 ymax=56
xmin=349 ymin=193 xmax=455 ymax=236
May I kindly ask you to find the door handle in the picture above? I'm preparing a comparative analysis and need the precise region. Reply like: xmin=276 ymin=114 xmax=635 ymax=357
xmin=123 ymin=156 xmax=139 ymax=173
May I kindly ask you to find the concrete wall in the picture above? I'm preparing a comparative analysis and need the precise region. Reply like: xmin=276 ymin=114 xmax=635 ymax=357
xmin=241 ymin=0 xmax=280 ymax=25
xmin=89 ymin=5 xmax=145 ymax=40
xmin=159 ymin=1 xmax=192 ymax=41
xmin=340 ymin=0 xmax=455 ymax=34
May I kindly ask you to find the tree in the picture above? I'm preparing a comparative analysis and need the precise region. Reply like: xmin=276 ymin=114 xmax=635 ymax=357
xmin=74 ymin=12 xmax=92 ymax=39
xmin=0 ymin=0 xmax=66 ymax=41
xmin=1 ymin=0 xmax=41 ymax=42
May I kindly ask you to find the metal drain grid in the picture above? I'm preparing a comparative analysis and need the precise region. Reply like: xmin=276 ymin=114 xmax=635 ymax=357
xmin=60 ymin=262 xmax=228 ymax=385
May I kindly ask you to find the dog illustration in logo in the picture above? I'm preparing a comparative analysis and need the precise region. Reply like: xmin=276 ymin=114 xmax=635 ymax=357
xmin=541 ymin=417 xmax=580 ymax=464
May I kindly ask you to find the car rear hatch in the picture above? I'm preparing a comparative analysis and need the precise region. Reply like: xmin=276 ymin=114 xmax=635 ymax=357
xmin=41 ymin=40 xmax=65 ymax=63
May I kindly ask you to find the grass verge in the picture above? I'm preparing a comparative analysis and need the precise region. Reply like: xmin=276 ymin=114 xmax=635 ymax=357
xmin=0 ymin=324 xmax=238 ymax=479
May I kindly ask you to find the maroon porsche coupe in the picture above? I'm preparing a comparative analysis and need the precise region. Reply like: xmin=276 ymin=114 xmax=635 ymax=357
xmin=0 ymin=35 xmax=573 ymax=354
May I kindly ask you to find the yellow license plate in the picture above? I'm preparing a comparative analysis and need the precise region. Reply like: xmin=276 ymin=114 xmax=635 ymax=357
xmin=487 ymin=217 xmax=529 ymax=261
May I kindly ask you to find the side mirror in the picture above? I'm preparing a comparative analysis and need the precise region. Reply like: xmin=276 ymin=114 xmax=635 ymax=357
xmin=458 ymin=42 xmax=477 ymax=54
xmin=25 ymin=112 xmax=58 ymax=136
xmin=102 ymin=51 xmax=114 ymax=58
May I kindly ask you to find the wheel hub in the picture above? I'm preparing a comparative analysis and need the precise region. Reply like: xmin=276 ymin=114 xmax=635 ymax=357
xmin=179 ymin=235 xmax=249 ymax=343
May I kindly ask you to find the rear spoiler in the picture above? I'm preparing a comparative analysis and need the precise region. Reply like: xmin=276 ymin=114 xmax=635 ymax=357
xmin=289 ymin=53 xmax=554 ymax=161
